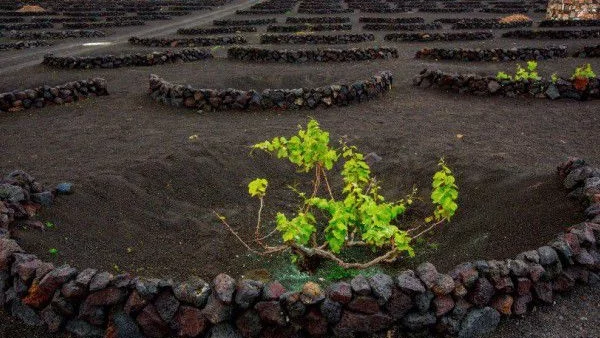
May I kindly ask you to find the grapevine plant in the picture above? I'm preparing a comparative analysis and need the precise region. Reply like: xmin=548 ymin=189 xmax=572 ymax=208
xmin=216 ymin=119 xmax=458 ymax=269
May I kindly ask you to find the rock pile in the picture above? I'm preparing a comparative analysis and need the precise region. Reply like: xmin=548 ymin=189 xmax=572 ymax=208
xmin=42 ymin=49 xmax=213 ymax=69
xmin=573 ymin=44 xmax=600 ymax=58
xmin=502 ymin=29 xmax=600 ymax=39
xmin=1 ymin=159 xmax=600 ymax=337
xmin=260 ymin=33 xmax=375 ymax=45
xmin=227 ymin=47 xmax=399 ymax=62
xmin=266 ymin=24 xmax=352 ymax=32
xmin=0 ymin=40 xmax=52 ymax=51
xmin=385 ymin=31 xmax=493 ymax=42
xmin=415 ymin=46 xmax=568 ymax=62
xmin=363 ymin=23 xmax=441 ymax=31
xmin=6 ymin=30 xmax=105 ymax=40
xmin=177 ymin=26 xmax=256 ymax=35
xmin=147 ymin=71 xmax=393 ymax=111
xmin=0 ymin=78 xmax=108 ymax=112
xmin=286 ymin=17 xmax=351 ymax=23
xmin=128 ymin=36 xmax=246 ymax=47
xmin=412 ymin=68 xmax=600 ymax=101
xmin=539 ymin=19 xmax=600 ymax=27
xmin=213 ymin=18 xmax=276 ymax=26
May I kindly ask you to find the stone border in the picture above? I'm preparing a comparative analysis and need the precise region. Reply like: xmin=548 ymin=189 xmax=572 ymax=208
xmin=128 ymin=36 xmax=247 ymax=48
xmin=363 ymin=23 xmax=442 ymax=31
xmin=539 ymin=19 xmax=600 ymax=27
xmin=0 ymin=159 xmax=598 ymax=338
xmin=385 ymin=31 xmax=493 ymax=42
xmin=259 ymin=33 xmax=375 ymax=45
xmin=286 ymin=17 xmax=351 ymax=24
xmin=502 ymin=29 xmax=600 ymax=39
xmin=63 ymin=20 xmax=145 ymax=29
xmin=451 ymin=20 xmax=532 ymax=29
xmin=147 ymin=71 xmax=393 ymax=111
xmin=42 ymin=49 xmax=213 ymax=69
xmin=213 ymin=18 xmax=277 ymax=26
xmin=415 ymin=46 xmax=568 ymax=62
xmin=573 ymin=45 xmax=600 ymax=58
xmin=227 ymin=47 xmax=398 ymax=63
xmin=0 ymin=41 xmax=53 ymax=52
xmin=0 ymin=78 xmax=108 ymax=112
xmin=0 ymin=23 xmax=54 ymax=30
xmin=5 ymin=30 xmax=105 ymax=40
xmin=266 ymin=24 xmax=352 ymax=33
xmin=177 ymin=27 xmax=257 ymax=35
xmin=412 ymin=69 xmax=600 ymax=101
xmin=359 ymin=17 xmax=424 ymax=24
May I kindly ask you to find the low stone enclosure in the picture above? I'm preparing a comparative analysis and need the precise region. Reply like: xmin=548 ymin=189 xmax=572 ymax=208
xmin=502 ymin=29 xmax=600 ymax=39
xmin=384 ymin=32 xmax=493 ymax=42
xmin=147 ymin=72 xmax=393 ymax=111
xmin=177 ymin=26 xmax=257 ymax=35
xmin=573 ymin=44 xmax=600 ymax=58
xmin=259 ymin=33 xmax=375 ymax=45
xmin=0 ymin=41 xmax=53 ymax=51
xmin=213 ymin=18 xmax=277 ymax=26
xmin=412 ymin=69 xmax=600 ymax=101
xmin=0 ymin=159 xmax=599 ymax=338
xmin=286 ymin=17 xmax=351 ymax=24
xmin=266 ymin=24 xmax=353 ymax=33
xmin=363 ymin=23 xmax=442 ymax=31
xmin=415 ymin=46 xmax=568 ymax=62
xmin=227 ymin=47 xmax=398 ymax=63
xmin=0 ymin=78 xmax=108 ymax=112
xmin=539 ymin=19 xmax=600 ymax=27
xmin=42 ymin=49 xmax=213 ymax=69
xmin=5 ymin=30 xmax=106 ymax=40
xmin=128 ymin=36 xmax=246 ymax=47
xmin=359 ymin=17 xmax=424 ymax=23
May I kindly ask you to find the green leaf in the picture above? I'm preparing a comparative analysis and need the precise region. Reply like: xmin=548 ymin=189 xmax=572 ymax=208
xmin=248 ymin=178 xmax=268 ymax=198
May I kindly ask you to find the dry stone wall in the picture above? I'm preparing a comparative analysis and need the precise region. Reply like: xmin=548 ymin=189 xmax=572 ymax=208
xmin=415 ymin=46 xmax=568 ymax=61
xmin=227 ymin=47 xmax=399 ymax=62
xmin=128 ymin=36 xmax=246 ymax=47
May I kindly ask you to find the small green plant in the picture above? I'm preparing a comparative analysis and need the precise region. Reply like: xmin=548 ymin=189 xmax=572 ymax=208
xmin=325 ymin=265 xmax=360 ymax=281
xmin=215 ymin=119 xmax=459 ymax=269
xmin=572 ymin=64 xmax=596 ymax=79
xmin=496 ymin=60 xmax=541 ymax=82
xmin=48 ymin=248 xmax=58 ymax=256
xmin=45 ymin=221 xmax=55 ymax=229
xmin=551 ymin=73 xmax=559 ymax=84
xmin=496 ymin=71 xmax=513 ymax=81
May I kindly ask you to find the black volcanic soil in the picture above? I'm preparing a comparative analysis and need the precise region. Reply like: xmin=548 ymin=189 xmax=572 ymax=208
xmin=0 ymin=4 xmax=600 ymax=338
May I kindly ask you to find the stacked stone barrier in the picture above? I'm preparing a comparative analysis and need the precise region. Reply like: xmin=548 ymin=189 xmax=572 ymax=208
xmin=539 ymin=19 xmax=600 ymax=27
xmin=481 ymin=7 xmax=528 ymax=13
xmin=260 ymin=33 xmax=375 ymax=45
xmin=6 ymin=30 xmax=105 ymax=40
xmin=42 ymin=49 xmax=213 ymax=69
xmin=502 ymin=29 xmax=600 ymax=39
xmin=451 ymin=20 xmax=532 ymax=29
xmin=359 ymin=17 xmax=425 ymax=23
xmin=0 ymin=23 xmax=54 ymax=30
xmin=177 ymin=26 xmax=256 ymax=35
xmin=415 ymin=46 xmax=568 ymax=62
xmin=297 ymin=8 xmax=354 ymax=14
xmin=286 ymin=17 xmax=351 ymax=24
xmin=266 ymin=24 xmax=352 ymax=33
xmin=385 ymin=31 xmax=493 ymax=42
xmin=147 ymin=71 xmax=393 ymax=111
xmin=128 ymin=36 xmax=247 ymax=47
xmin=0 ymin=41 xmax=53 ymax=51
xmin=363 ymin=23 xmax=442 ymax=31
xmin=573 ymin=45 xmax=600 ymax=58
xmin=0 ymin=158 xmax=599 ymax=337
xmin=62 ymin=20 xmax=145 ymax=29
xmin=412 ymin=68 xmax=600 ymax=101
xmin=213 ymin=18 xmax=276 ymax=26
xmin=227 ymin=47 xmax=399 ymax=62
xmin=0 ymin=78 xmax=108 ymax=112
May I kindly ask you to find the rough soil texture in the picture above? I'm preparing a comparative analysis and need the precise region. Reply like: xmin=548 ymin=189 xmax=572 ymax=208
xmin=0 ymin=2 xmax=599 ymax=337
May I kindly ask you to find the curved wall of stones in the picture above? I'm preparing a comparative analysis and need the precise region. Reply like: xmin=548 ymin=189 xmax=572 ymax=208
xmin=0 ymin=41 xmax=53 ymax=51
xmin=573 ymin=45 xmax=600 ymax=58
xmin=415 ymin=46 xmax=568 ymax=62
xmin=502 ymin=29 xmax=600 ymax=39
xmin=147 ymin=72 xmax=393 ymax=111
xmin=451 ymin=21 xmax=532 ymax=29
xmin=6 ymin=30 xmax=105 ymax=40
xmin=227 ymin=47 xmax=398 ymax=63
xmin=62 ymin=20 xmax=145 ymax=29
xmin=0 ymin=78 xmax=108 ymax=112
xmin=363 ymin=23 xmax=441 ymax=31
xmin=42 ymin=49 xmax=213 ymax=69
xmin=128 ymin=36 xmax=247 ymax=47
xmin=286 ymin=17 xmax=351 ymax=24
xmin=266 ymin=24 xmax=352 ymax=33
xmin=385 ymin=31 xmax=493 ymax=42
xmin=359 ymin=17 xmax=424 ymax=23
xmin=213 ymin=18 xmax=276 ymax=26
xmin=177 ymin=27 xmax=256 ymax=35
xmin=0 ymin=159 xmax=599 ymax=338
xmin=0 ymin=23 xmax=54 ymax=30
xmin=539 ymin=19 xmax=600 ymax=27
xmin=260 ymin=33 xmax=375 ymax=45
xmin=412 ymin=69 xmax=600 ymax=101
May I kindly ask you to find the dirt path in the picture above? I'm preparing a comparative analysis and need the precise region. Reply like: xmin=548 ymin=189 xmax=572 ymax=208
xmin=0 ymin=0 xmax=263 ymax=75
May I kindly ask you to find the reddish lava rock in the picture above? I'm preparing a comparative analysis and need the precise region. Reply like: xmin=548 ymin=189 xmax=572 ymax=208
xmin=491 ymin=294 xmax=514 ymax=315
xmin=136 ymin=304 xmax=169 ymax=338
xmin=174 ymin=306 xmax=208 ymax=337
